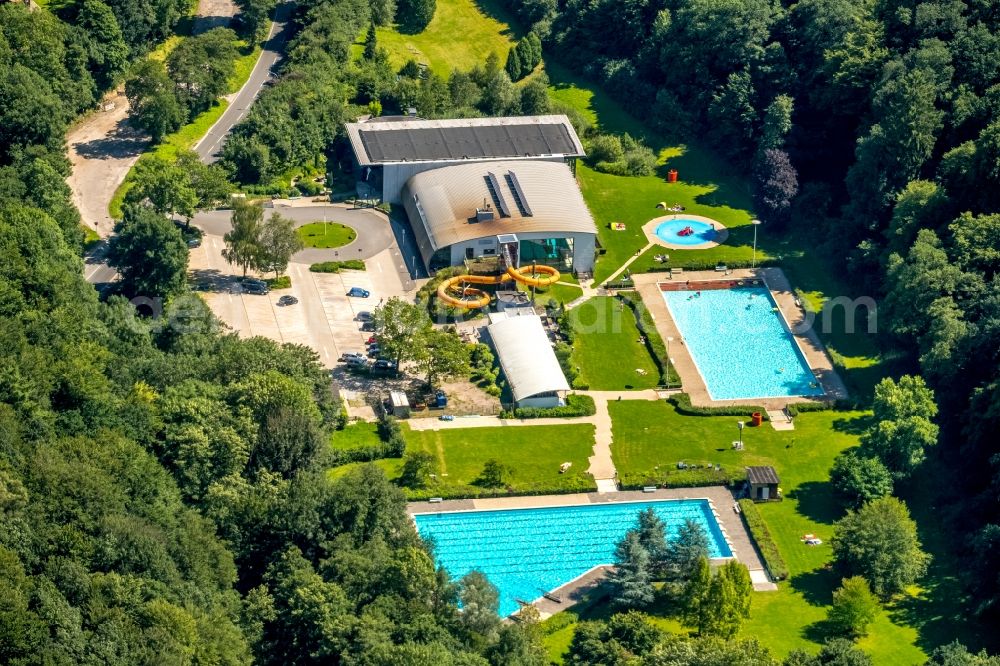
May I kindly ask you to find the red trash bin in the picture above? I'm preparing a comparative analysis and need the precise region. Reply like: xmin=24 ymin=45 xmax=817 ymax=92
xmin=751 ymin=412 xmax=763 ymax=427
xmin=667 ymin=169 xmax=678 ymax=183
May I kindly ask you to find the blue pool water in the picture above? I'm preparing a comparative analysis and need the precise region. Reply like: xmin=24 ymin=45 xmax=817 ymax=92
xmin=654 ymin=218 xmax=718 ymax=245
xmin=413 ymin=499 xmax=731 ymax=617
xmin=661 ymin=286 xmax=825 ymax=400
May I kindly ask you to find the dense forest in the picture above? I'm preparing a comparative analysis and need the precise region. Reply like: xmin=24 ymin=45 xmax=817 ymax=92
xmin=3 ymin=0 xmax=1000 ymax=661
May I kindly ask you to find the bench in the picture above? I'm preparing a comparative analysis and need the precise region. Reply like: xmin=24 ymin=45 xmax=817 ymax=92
xmin=428 ymin=497 xmax=443 ymax=503
xmin=642 ymin=486 xmax=657 ymax=493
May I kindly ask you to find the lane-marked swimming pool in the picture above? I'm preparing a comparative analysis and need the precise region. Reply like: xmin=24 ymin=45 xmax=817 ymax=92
xmin=661 ymin=285 xmax=825 ymax=401
xmin=413 ymin=499 xmax=732 ymax=617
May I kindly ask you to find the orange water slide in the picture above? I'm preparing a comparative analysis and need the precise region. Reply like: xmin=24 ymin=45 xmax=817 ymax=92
xmin=436 ymin=265 xmax=561 ymax=309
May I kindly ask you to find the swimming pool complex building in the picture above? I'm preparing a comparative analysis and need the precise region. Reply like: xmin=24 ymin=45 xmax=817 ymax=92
xmin=345 ymin=115 xmax=597 ymax=274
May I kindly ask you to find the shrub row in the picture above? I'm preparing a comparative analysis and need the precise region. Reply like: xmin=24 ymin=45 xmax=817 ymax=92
xmin=737 ymin=498 xmax=790 ymax=581
xmin=644 ymin=257 xmax=782 ymax=272
xmin=668 ymin=393 xmax=770 ymax=420
xmin=619 ymin=466 xmax=739 ymax=490
xmin=500 ymin=394 xmax=597 ymax=419
xmin=617 ymin=293 xmax=680 ymax=386
xmin=309 ymin=259 xmax=366 ymax=273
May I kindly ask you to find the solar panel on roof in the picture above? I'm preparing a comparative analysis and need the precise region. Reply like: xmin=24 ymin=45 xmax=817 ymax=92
xmin=485 ymin=172 xmax=511 ymax=217
xmin=358 ymin=123 xmax=577 ymax=163
xmin=505 ymin=171 xmax=532 ymax=217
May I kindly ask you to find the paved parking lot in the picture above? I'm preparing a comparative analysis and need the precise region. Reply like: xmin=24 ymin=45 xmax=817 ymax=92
xmin=190 ymin=236 xmax=416 ymax=369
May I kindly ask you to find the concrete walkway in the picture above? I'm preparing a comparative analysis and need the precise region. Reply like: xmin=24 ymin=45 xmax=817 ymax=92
xmin=605 ymin=243 xmax=653 ymax=284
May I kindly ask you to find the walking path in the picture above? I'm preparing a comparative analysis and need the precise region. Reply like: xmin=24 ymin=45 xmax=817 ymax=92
xmin=604 ymin=243 xmax=653 ymax=284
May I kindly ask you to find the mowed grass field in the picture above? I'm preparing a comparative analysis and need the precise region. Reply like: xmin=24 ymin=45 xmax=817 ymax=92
xmin=374 ymin=0 xmax=522 ymax=75
xmin=297 ymin=221 xmax=357 ymax=248
xmin=330 ymin=424 xmax=597 ymax=498
xmin=600 ymin=400 xmax=926 ymax=663
xmin=567 ymin=296 xmax=660 ymax=390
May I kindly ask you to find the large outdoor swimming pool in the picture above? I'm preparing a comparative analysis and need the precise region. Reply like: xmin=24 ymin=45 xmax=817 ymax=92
xmin=413 ymin=499 xmax=732 ymax=617
xmin=661 ymin=286 xmax=825 ymax=400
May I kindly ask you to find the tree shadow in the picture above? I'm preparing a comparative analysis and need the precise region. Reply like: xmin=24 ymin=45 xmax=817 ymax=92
xmin=803 ymin=618 xmax=841 ymax=644
xmin=188 ymin=268 xmax=237 ymax=293
xmin=786 ymin=480 xmax=841 ymax=524
xmin=832 ymin=414 xmax=873 ymax=435
xmin=73 ymin=118 xmax=149 ymax=160
xmin=790 ymin=566 xmax=839 ymax=607
xmin=471 ymin=0 xmax=525 ymax=39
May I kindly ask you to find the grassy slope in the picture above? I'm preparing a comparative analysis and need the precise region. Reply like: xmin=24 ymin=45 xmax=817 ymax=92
xmin=375 ymin=0 xmax=522 ymax=75
xmin=109 ymin=41 xmax=261 ymax=218
xmin=568 ymin=296 xmax=659 ymax=390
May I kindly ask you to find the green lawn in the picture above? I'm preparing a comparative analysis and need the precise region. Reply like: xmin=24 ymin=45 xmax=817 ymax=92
xmin=329 ymin=423 xmax=598 ymax=498
xmin=600 ymin=400 xmax=927 ymax=662
xmin=568 ymin=296 xmax=659 ymax=390
xmin=331 ymin=422 xmax=382 ymax=450
xmin=403 ymin=424 xmax=597 ymax=498
xmin=374 ymin=0 xmax=522 ymax=75
xmin=297 ymin=221 xmax=357 ymax=248
xmin=517 ymin=280 xmax=583 ymax=307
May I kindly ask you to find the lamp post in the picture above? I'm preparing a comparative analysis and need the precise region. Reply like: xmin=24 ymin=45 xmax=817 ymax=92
xmin=751 ymin=219 xmax=762 ymax=269
xmin=737 ymin=420 xmax=745 ymax=448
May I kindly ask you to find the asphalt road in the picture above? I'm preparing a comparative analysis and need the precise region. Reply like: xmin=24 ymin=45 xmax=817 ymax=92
xmin=194 ymin=1 xmax=296 ymax=163
xmin=191 ymin=205 xmax=396 ymax=262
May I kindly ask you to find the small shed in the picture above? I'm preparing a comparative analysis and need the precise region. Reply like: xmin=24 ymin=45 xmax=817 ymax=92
xmin=389 ymin=391 xmax=411 ymax=418
xmin=746 ymin=466 xmax=780 ymax=501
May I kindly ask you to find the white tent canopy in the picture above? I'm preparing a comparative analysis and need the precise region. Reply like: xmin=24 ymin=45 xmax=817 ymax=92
xmin=487 ymin=315 xmax=570 ymax=405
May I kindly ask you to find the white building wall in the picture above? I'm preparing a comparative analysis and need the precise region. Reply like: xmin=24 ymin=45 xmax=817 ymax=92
xmin=445 ymin=231 xmax=595 ymax=272
xmin=516 ymin=394 xmax=565 ymax=409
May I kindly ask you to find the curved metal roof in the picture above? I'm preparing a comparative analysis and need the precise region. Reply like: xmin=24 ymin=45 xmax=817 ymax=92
xmin=487 ymin=315 xmax=570 ymax=402
xmin=402 ymin=160 xmax=597 ymax=261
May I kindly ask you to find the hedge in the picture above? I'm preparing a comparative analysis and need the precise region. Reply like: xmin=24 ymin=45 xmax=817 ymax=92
xmin=309 ymin=259 xmax=366 ymax=273
xmin=266 ymin=275 xmax=291 ymax=289
xmin=617 ymin=292 xmax=680 ymax=386
xmin=668 ymin=393 xmax=770 ymax=420
xmin=619 ymin=466 xmax=739 ymax=489
xmin=500 ymin=394 xmax=596 ymax=419
xmin=738 ymin=498 xmax=789 ymax=581
xmin=644 ymin=257 xmax=782 ymax=272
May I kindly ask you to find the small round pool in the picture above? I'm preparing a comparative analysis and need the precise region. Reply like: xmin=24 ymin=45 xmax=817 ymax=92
xmin=654 ymin=218 xmax=718 ymax=246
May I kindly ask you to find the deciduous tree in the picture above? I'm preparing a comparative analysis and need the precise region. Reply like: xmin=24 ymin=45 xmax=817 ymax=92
xmin=828 ymin=577 xmax=880 ymax=637
xmin=256 ymin=212 xmax=303 ymax=278
xmin=832 ymin=496 xmax=930 ymax=598
xmin=829 ymin=451 xmax=893 ymax=509
xmin=223 ymin=199 xmax=264 ymax=277
xmin=107 ymin=205 xmax=189 ymax=297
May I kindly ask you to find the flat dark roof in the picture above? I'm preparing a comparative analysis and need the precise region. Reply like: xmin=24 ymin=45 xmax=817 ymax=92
xmin=358 ymin=123 xmax=578 ymax=163
xmin=746 ymin=466 xmax=780 ymax=485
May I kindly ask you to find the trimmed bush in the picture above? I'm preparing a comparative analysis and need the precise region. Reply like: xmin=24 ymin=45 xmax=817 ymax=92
xmin=644 ymin=257 xmax=781 ymax=272
xmin=309 ymin=259 xmax=366 ymax=273
xmin=738 ymin=499 xmax=789 ymax=581
xmin=330 ymin=415 xmax=406 ymax=466
xmin=265 ymin=275 xmax=291 ymax=289
xmin=668 ymin=393 xmax=769 ymax=420
xmin=500 ymin=394 xmax=596 ymax=419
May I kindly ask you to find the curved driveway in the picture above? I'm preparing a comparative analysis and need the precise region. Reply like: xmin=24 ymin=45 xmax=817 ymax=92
xmin=192 ymin=204 xmax=396 ymax=261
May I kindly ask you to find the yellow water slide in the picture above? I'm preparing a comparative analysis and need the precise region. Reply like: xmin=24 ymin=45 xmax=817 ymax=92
xmin=436 ymin=265 xmax=561 ymax=309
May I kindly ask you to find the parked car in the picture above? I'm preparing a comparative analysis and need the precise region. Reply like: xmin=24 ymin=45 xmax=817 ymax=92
xmin=360 ymin=321 xmax=377 ymax=332
xmin=277 ymin=295 xmax=298 ymax=306
xmin=371 ymin=359 xmax=397 ymax=374
xmin=238 ymin=278 xmax=269 ymax=295
xmin=356 ymin=311 xmax=373 ymax=322
xmin=347 ymin=287 xmax=370 ymax=298
xmin=186 ymin=237 xmax=202 ymax=248
xmin=366 ymin=335 xmax=378 ymax=345
xmin=345 ymin=356 xmax=369 ymax=368
xmin=439 ymin=414 xmax=455 ymax=422
xmin=341 ymin=352 xmax=366 ymax=362
xmin=366 ymin=345 xmax=381 ymax=358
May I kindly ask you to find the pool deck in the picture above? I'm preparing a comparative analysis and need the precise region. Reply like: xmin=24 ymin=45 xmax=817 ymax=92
xmin=642 ymin=214 xmax=729 ymax=250
xmin=633 ymin=268 xmax=848 ymax=410
xmin=408 ymin=486 xmax=775 ymax=618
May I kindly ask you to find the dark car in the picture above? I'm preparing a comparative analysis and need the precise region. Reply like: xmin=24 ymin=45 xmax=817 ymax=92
xmin=366 ymin=345 xmax=381 ymax=358
xmin=277 ymin=295 xmax=299 ymax=306
xmin=360 ymin=321 xmax=377 ymax=332
xmin=371 ymin=359 xmax=397 ymax=375
xmin=347 ymin=287 xmax=370 ymax=298
xmin=238 ymin=278 xmax=269 ymax=295
xmin=356 ymin=311 xmax=373 ymax=322
xmin=186 ymin=237 xmax=202 ymax=248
